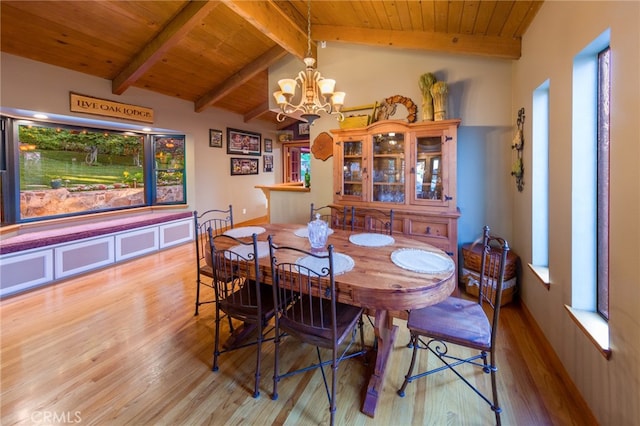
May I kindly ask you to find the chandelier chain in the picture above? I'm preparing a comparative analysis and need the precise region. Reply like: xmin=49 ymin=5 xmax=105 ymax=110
xmin=306 ymin=0 xmax=312 ymax=56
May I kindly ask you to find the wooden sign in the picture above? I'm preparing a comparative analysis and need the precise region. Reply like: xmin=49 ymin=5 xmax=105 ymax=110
xmin=70 ymin=92 xmax=154 ymax=123
xmin=311 ymin=132 xmax=334 ymax=161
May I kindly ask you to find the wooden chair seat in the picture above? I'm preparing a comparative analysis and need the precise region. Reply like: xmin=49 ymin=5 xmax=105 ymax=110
xmin=279 ymin=296 xmax=364 ymax=348
xmin=407 ymin=297 xmax=491 ymax=351
xmin=220 ymin=282 xmax=277 ymax=322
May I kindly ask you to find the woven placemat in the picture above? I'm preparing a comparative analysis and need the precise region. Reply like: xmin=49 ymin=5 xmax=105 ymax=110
xmin=226 ymin=241 xmax=269 ymax=260
xmin=295 ymin=252 xmax=355 ymax=276
xmin=349 ymin=233 xmax=395 ymax=247
xmin=390 ymin=248 xmax=454 ymax=274
xmin=223 ymin=226 xmax=266 ymax=238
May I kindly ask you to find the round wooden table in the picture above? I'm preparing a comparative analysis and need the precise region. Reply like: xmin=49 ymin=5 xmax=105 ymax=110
xmin=216 ymin=223 xmax=456 ymax=417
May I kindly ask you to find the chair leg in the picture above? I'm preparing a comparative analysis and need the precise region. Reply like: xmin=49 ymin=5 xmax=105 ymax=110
xmin=272 ymin=326 xmax=281 ymax=401
xmin=194 ymin=278 xmax=201 ymax=316
xmin=212 ymin=307 xmax=221 ymax=372
xmin=397 ymin=334 xmax=419 ymax=397
xmin=330 ymin=350 xmax=337 ymax=426
xmin=252 ymin=332 xmax=262 ymax=398
xmin=490 ymin=352 xmax=502 ymax=425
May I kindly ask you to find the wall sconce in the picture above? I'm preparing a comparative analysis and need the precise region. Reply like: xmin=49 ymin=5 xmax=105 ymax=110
xmin=511 ymin=107 xmax=525 ymax=192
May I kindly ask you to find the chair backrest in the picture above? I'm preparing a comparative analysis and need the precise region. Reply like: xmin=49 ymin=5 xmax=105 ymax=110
xmin=309 ymin=203 xmax=349 ymax=230
xmin=477 ymin=225 xmax=510 ymax=348
xmin=268 ymin=235 xmax=338 ymax=346
xmin=208 ymin=229 xmax=263 ymax=322
xmin=194 ymin=206 xmax=233 ymax=271
xmin=350 ymin=207 xmax=394 ymax=235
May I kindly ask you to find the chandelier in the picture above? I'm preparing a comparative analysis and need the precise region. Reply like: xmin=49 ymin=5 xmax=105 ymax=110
xmin=273 ymin=0 xmax=345 ymax=125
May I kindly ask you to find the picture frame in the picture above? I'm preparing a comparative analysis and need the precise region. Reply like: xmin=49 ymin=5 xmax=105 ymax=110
xmin=230 ymin=157 xmax=259 ymax=176
xmin=227 ymin=128 xmax=261 ymax=156
xmin=264 ymin=138 xmax=273 ymax=153
xmin=263 ymin=154 xmax=273 ymax=172
xmin=209 ymin=129 xmax=223 ymax=148
xmin=298 ymin=122 xmax=310 ymax=136
xmin=277 ymin=130 xmax=293 ymax=142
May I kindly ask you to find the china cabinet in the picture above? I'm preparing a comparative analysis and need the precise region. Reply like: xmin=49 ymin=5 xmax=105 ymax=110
xmin=331 ymin=119 xmax=461 ymax=266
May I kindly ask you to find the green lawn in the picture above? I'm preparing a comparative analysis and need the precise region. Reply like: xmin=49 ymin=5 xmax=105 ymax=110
xmin=20 ymin=150 xmax=143 ymax=189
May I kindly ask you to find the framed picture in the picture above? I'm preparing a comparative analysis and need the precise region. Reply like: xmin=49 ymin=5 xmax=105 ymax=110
xmin=263 ymin=154 xmax=273 ymax=172
xmin=227 ymin=128 xmax=261 ymax=156
xmin=277 ymin=130 xmax=293 ymax=142
xmin=230 ymin=157 xmax=259 ymax=175
xmin=264 ymin=138 xmax=273 ymax=153
xmin=209 ymin=129 xmax=222 ymax=148
xmin=298 ymin=122 xmax=310 ymax=136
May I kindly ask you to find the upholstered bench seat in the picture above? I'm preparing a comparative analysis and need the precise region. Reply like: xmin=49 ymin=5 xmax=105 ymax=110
xmin=0 ymin=211 xmax=192 ymax=255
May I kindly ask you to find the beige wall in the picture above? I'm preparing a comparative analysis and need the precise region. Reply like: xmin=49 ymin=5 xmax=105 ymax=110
xmin=270 ymin=43 xmax=515 ymax=246
xmin=512 ymin=2 xmax=640 ymax=424
xmin=0 ymin=53 xmax=279 ymax=223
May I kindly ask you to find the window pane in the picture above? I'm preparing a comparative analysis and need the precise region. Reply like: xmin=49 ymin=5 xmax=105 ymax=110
xmin=597 ymin=47 xmax=610 ymax=319
xmin=18 ymin=122 xmax=145 ymax=219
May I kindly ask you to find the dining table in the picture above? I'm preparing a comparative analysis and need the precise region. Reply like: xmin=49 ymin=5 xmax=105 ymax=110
xmin=215 ymin=222 xmax=457 ymax=418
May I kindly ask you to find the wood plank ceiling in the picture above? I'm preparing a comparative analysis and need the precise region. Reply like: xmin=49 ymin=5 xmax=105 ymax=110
xmin=0 ymin=1 xmax=542 ymax=128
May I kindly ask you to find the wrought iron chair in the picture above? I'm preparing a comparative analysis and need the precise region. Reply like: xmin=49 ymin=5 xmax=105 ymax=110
xmin=193 ymin=206 xmax=233 ymax=315
xmin=267 ymin=236 xmax=367 ymax=426
xmin=208 ymin=229 xmax=276 ymax=398
xmin=309 ymin=203 xmax=349 ymax=230
xmin=350 ymin=207 xmax=394 ymax=235
xmin=397 ymin=225 xmax=509 ymax=425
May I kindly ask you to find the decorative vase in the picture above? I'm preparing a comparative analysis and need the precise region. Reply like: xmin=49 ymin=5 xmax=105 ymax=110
xmin=430 ymin=81 xmax=448 ymax=121
xmin=419 ymin=73 xmax=437 ymax=121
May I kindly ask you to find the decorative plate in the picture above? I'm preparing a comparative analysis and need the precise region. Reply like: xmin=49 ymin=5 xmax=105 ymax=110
xmin=390 ymin=248 xmax=454 ymax=274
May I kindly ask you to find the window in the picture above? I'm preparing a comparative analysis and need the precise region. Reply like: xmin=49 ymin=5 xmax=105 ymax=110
xmin=596 ymin=47 xmax=610 ymax=319
xmin=532 ymin=80 xmax=550 ymax=273
xmin=568 ymin=29 xmax=610 ymax=356
xmin=2 ymin=116 xmax=185 ymax=223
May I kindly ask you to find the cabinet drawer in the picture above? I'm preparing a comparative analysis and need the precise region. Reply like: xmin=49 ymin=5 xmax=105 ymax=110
xmin=405 ymin=219 xmax=450 ymax=239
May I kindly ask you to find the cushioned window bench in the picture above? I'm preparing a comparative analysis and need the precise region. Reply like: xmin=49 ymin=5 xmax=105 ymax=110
xmin=0 ymin=209 xmax=193 ymax=298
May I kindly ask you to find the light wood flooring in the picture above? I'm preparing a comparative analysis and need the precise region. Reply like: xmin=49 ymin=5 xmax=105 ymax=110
xmin=1 ymin=241 xmax=598 ymax=425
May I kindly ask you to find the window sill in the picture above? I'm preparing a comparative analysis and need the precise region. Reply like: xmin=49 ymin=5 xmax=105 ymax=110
xmin=528 ymin=263 xmax=550 ymax=290
xmin=564 ymin=305 xmax=611 ymax=359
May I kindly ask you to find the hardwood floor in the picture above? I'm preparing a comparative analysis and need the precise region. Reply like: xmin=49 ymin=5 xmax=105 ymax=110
xmin=1 ymin=242 xmax=597 ymax=425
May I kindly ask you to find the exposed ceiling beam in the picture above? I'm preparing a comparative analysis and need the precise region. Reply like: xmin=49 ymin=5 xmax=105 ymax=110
xmin=195 ymin=45 xmax=288 ymax=113
xmin=112 ymin=1 xmax=219 ymax=95
xmin=244 ymin=101 xmax=270 ymax=122
xmin=221 ymin=0 xmax=314 ymax=61
xmin=312 ymin=25 xmax=521 ymax=60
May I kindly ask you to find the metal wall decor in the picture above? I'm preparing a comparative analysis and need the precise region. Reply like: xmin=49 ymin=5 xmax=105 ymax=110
xmin=511 ymin=107 xmax=525 ymax=192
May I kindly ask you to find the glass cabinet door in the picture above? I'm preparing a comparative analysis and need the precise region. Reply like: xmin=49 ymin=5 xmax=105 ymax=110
xmin=413 ymin=135 xmax=443 ymax=203
xmin=153 ymin=135 xmax=186 ymax=204
xmin=372 ymin=132 xmax=405 ymax=203
xmin=341 ymin=139 xmax=364 ymax=198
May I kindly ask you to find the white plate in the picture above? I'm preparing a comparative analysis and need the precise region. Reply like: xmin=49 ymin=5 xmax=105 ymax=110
xmin=223 ymin=226 xmax=266 ymax=238
xmin=349 ymin=233 xmax=395 ymax=247
xmin=295 ymin=252 xmax=355 ymax=276
xmin=226 ymin=241 xmax=269 ymax=260
xmin=293 ymin=227 xmax=334 ymax=238
xmin=390 ymin=248 xmax=454 ymax=274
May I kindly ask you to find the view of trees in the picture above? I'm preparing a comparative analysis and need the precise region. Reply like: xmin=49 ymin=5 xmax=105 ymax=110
xmin=18 ymin=124 xmax=146 ymax=190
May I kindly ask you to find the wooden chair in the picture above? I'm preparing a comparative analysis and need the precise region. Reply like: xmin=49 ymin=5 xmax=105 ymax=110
xmin=309 ymin=203 xmax=349 ymax=230
xmin=350 ymin=207 xmax=394 ymax=235
xmin=397 ymin=225 xmax=509 ymax=425
xmin=208 ymin=229 xmax=276 ymax=398
xmin=193 ymin=206 xmax=233 ymax=315
xmin=267 ymin=236 xmax=367 ymax=426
